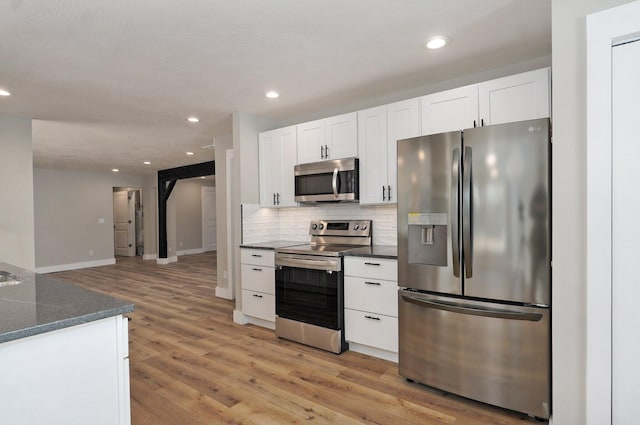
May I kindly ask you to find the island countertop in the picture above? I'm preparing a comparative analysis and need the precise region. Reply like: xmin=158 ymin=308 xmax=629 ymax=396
xmin=0 ymin=262 xmax=134 ymax=344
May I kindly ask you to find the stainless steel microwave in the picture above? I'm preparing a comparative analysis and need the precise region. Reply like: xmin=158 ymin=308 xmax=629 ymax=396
xmin=294 ymin=158 xmax=359 ymax=203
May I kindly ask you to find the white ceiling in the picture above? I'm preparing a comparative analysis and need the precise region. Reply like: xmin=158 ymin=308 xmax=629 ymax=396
xmin=0 ymin=0 xmax=551 ymax=175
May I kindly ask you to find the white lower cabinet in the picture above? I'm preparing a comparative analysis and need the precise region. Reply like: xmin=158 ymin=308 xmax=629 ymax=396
xmin=240 ymin=248 xmax=276 ymax=328
xmin=0 ymin=316 xmax=131 ymax=425
xmin=344 ymin=257 xmax=398 ymax=362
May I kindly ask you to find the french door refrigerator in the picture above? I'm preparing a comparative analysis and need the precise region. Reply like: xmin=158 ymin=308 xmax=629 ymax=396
xmin=397 ymin=118 xmax=551 ymax=419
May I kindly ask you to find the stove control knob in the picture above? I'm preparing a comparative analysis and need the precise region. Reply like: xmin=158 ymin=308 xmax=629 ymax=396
xmin=312 ymin=223 xmax=318 ymax=230
xmin=361 ymin=224 xmax=368 ymax=230
xmin=353 ymin=224 xmax=359 ymax=230
xmin=318 ymin=223 xmax=324 ymax=230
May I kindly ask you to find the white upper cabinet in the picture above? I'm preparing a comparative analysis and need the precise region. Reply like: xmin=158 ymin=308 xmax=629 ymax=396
xmin=259 ymin=125 xmax=297 ymax=208
xmin=358 ymin=99 xmax=420 ymax=205
xmin=478 ymin=68 xmax=550 ymax=126
xmin=387 ymin=98 xmax=421 ymax=203
xmin=421 ymin=84 xmax=479 ymax=135
xmin=297 ymin=112 xmax=357 ymax=164
xmin=357 ymin=105 xmax=388 ymax=205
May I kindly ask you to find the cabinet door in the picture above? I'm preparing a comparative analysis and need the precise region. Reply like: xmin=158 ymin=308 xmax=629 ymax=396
xmin=297 ymin=119 xmax=325 ymax=164
xmin=388 ymin=98 xmax=420 ymax=204
xmin=421 ymin=85 xmax=478 ymax=136
xmin=325 ymin=112 xmax=358 ymax=160
xmin=258 ymin=130 xmax=278 ymax=207
xmin=478 ymin=67 xmax=550 ymax=126
xmin=276 ymin=126 xmax=297 ymax=207
xmin=357 ymin=106 xmax=388 ymax=205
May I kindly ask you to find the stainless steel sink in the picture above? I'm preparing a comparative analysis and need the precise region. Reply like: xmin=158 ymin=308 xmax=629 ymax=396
xmin=0 ymin=271 xmax=22 ymax=287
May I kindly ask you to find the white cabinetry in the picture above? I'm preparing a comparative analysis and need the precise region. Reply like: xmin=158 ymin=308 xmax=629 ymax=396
xmin=421 ymin=84 xmax=479 ymax=135
xmin=241 ymin=249 xmax=276 ymax=327
xmin=0 ymin=316 xmax=131 ymax=425
xmin=259 ymin=126 xmax=297 ymax=207
xmin=297 ymin=112 xmax=357 ymax=164
xmin=358 ymin=99 xmax=420 ymax=205
xmin=421 ymin=68 xmax=550 ymax=135
xmin=344 ymin=257 xmax=398 ymax=362
xmin=478 ymin=67 xmax=550 ymax=126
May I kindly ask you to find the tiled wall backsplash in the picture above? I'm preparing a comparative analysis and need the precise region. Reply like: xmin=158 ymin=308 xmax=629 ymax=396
xmin=242 ymin=203 xmax=398 ymax=246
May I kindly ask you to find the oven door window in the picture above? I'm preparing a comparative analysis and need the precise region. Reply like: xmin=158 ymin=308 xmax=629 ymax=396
xmin=276 ymin=266 xmax=341 ymax=330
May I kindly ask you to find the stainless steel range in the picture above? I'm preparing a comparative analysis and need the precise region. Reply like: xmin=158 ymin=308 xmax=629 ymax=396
xmin=275 ymin=219 xmax=372 ymax=354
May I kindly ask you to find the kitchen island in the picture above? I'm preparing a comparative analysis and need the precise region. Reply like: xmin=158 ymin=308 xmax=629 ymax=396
xmin=0 ymin=261 xmax=134 ymax=425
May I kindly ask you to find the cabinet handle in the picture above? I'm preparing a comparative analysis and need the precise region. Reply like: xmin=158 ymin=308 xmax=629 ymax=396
xmin=252 ymin=267 xmax=262 ymax=271
xmin=364 ymin=281 xmax=381 ymax=286
xmin=364 ymin=262 xmax=380 ymax=266
xmin=252 ymin=294 xmax=263 ymax=298
xmin=365 ymin=315 xmax=381 ymax=321
xmin=273 ymin=193 xmax=276 ymax=205
xmin=387 ymin=185 xmax=391 ymax=201
xmin=325 ymin=144 xmax=329 ymax=158
xmin=481 ymin=118 xmax=485 ymax=127
xmin=321 ymin=145 xmax=325 ymax=159
xmin=473 ymin=120 xmax=477 ymax=128
xmin=251 ymin=254 xmax=262 ymax=258
xmin=276 ymin=193 xmax=280 ymax=205
xmin=382 ymin=186 xmax=386 ymax=201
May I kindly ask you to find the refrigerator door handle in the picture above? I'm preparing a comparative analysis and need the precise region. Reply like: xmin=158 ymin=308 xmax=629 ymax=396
xmin=463 ymin=146 xmax=473 ymax=278
xmin=400 ymin=292 xmax=542 ymax=322
xmin=451 ymin=147 xmax=461 ymax=277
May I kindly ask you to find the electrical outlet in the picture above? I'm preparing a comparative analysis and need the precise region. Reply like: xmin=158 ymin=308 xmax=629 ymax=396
xmin=98 ymin=218 xmax=105 ymax=224
xmin=223 ymin=270 xmax=228 ymax=279
xmin=179 ymin=241 xmax=183 ymax=247
xmin=89 ymin=250 xmax=94 ymax=256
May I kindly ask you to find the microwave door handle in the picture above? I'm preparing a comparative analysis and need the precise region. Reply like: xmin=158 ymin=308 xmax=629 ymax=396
xmin=332 ymin=167 xmax=339 ymax=198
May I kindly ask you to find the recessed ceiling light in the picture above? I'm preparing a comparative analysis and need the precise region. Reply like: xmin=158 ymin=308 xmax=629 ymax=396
xmin=0 ymin=89 xmax=10 ymax=96
xmin=424 ymin=36 xmax=450 ymax=50
xmin=112 ymin=168 xmax=119 ymax=172
xmin=265 ymin=91 xmax=279 ymax=99
xmin=186 ymin=152 xmax=195 ymax=156
xmin=187 ymin=117 xmax=200 ymax=123
xmin=143 ymin=161 xmax=151 ymax=165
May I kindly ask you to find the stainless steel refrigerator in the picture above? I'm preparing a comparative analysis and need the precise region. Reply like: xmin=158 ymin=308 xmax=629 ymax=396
xmin=397 ymin=118 xmax=551 ymax=419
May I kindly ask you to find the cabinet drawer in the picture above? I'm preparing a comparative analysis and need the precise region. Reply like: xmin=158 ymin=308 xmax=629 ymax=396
xmin=241 ymin=249 xmax=274 ymax=267
xmin=241 ymin=264 xmax=275 ymax=294
xmin=242 ymin=289 xmax=275 ymax=322
xmin=344 ymin=276 xmax=398 ymax=317
xmin=345 ymin=309 xmax=398 ymax=353
xmin=344 ymin=257 xmax=397 ymax=281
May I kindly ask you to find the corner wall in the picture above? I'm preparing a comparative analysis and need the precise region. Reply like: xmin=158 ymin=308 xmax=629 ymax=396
xmin=0 ymin=114 xmax=35 ymax=270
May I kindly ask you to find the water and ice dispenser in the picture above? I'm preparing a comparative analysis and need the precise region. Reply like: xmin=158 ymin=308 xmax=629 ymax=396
xmin=408 ymin=212 xmax=448 ymax=266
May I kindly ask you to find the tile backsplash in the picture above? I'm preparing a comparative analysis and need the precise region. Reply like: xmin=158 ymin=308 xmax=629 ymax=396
xmin=242 ymin=203 xmax=398 ymax=246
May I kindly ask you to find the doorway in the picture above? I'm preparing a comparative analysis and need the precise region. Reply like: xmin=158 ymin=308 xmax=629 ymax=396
xmin=113 ymin=187 xmax=144 ymax=257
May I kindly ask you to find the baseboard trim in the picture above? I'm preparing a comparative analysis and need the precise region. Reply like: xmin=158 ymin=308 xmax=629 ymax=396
xmin=215 ymin=286 xmax=234 ymax=300
xmin=176 ymin=248 xmax=206 ymax=256
xmin=233 ymin=310 xmax=248 ymax=325
xmin=347 ymin=342 xmax=398 ymax=363
xmin=143 ymin=253 xmax=157 ymax=260
xmin=36 ymin=258 xmax=116 ymax=274
xmin=156 ymin=256 xmax=178 ymax=265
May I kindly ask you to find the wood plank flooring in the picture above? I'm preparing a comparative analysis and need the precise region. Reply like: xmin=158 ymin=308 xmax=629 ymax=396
xmin=52 ymin=253 xmax=542 ymax=424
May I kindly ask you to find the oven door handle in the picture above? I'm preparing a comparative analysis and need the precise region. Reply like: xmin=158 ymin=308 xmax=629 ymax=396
xmin=276 ymin=254 xmax=341 ymax=272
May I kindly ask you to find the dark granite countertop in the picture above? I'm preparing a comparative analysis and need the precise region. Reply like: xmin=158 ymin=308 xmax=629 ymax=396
xmin=343 ymin=245 xmax=398 ymax=259
xmin=240 ymin=241 xmax=306 ymax=250
xmin=0 ymin=262 xmax=134 ymax=344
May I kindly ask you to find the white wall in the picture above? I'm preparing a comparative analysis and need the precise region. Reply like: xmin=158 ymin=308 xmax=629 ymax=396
xmin=551 ymin=1 xmax=634 ymax=423
xmin=0 ymin=114 xmax=35 ymax=270
xmin=214 ymin=134 xmax=233 ymax=295
xmin=33 ymin=168 xmax=147 ymax=270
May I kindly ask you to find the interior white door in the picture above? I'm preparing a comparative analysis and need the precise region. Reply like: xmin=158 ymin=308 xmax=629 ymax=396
xmin=612 ymin=38 xmax=640 ymax=425
xmin=113 ymin=190 xmax=132 ymax=257
xmin=201 ymin=186 xmax=217 ymax=251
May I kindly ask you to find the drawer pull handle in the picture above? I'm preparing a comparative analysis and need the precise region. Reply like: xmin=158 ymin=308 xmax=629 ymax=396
xmin=252 ymin=294 xmax=263 ymax=298
xmin=364 ymin=262 xmax=380 ymax=266
xmin=252 ymin=267 xmax=262 ymax=271
xmin=364 ymin=281 xmax=381 ymax=286
xmin=251 ymin=254 xmax=262 ymax=257
xmin=365 ymin=315 xmax=381 ymax=321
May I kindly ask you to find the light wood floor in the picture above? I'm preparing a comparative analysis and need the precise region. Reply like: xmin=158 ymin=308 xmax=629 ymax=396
xmin=52 ymin=252 xmax=541 ymax=425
